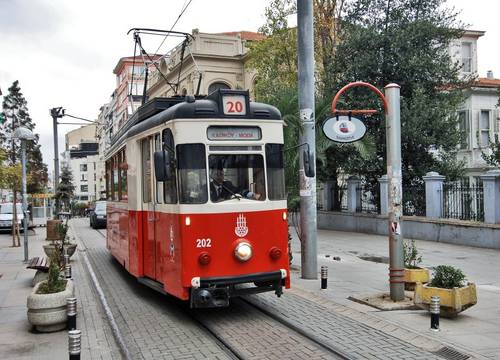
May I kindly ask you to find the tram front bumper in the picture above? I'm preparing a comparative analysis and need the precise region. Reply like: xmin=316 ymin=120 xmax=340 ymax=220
xmin=190 ymin=269 xmax=287 ymax=308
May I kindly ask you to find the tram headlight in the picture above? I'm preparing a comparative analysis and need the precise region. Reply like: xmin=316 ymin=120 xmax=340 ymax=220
xmin=234 ymin=242 xmax=252 ymax=262
xmin=269 ymin=246 xmax=282 ymax=260
xmin=198 ymin=252 xmax=211 ymax=266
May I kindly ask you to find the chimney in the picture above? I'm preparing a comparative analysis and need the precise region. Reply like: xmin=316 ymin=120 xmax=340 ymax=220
xmin=486 ymin=70 xmax=494 ymax=79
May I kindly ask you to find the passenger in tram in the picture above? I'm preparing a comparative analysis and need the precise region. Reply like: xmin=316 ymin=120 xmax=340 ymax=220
xmin=210 ymin=168 xmax=261 ymax=202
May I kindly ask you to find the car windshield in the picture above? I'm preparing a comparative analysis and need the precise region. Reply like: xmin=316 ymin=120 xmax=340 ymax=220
xmin=208 ymin=154 xmax=266 ymax=203
xmin=95 ymin=202 xmax=106 ymax=211
xmin=0 ymin=204 xmax=23 ymax=214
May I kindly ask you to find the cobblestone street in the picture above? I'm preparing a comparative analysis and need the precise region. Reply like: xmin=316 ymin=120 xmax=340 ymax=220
xmin=1 ymin=218 xmax=496 ymax=359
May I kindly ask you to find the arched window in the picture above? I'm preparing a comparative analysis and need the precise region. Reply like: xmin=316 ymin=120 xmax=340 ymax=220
xmin=208 ymin=82 xmax=230 ymax=94
xmin=181 ymin=88 xmax=187 ymax=96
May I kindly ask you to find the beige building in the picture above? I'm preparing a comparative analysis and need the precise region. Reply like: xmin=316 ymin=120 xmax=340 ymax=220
xmin=65 ymin=124 xmax=97 ymax=150
xmin=147 ymin=30 xmax=265 ymax=99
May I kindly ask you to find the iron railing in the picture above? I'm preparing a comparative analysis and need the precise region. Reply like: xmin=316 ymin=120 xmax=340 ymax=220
xmin=440 ymin=182 xmax=484 ymax=222
xmin=402 ymin=184 xmax=426 ymax=216
xmin=356 ymin=185 xmax=380 ymax=214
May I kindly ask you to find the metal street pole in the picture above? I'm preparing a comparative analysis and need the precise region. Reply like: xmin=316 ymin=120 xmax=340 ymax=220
xmin=385 ymin=84 xmax=405 ymax=301
xmin=51 ymin=107 xmax=63 ymax=215
xmin=21 ymin=140 xmax=28 ymax=262
xmin=297 ymin=0 xmax=317 ymax=279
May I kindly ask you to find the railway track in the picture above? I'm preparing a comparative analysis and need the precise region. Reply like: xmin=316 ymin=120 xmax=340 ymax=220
xmin=91 ymin=225 xmax=351 ymax=360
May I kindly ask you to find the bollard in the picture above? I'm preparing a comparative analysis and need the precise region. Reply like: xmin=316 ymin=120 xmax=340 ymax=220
xmin=430 ymin=296 xmax=440 ymax=331
xmin=65 ymin=263 xmax=72 ymax=279
xmin=68 ymin=329 xmax=81 ymax=360
xmin=64 ymin=254 xmax=70 ymax=266
xmin=67 ymin=297 xmax=77 ymax=331
xmin=321 ymin=266 xmax=328 ymax=289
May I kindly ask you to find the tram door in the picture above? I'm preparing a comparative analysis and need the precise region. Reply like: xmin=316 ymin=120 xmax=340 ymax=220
xmin=141 ymin=137 xmax=156 ymax=279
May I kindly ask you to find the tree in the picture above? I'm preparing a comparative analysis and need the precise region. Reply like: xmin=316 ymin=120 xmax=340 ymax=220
xmin=55 ymin=166 xmax=75 ymax=211
xmin=326 ymin=0 xmax=470 ymax=188
xmin=0 ymin=80 xmax=48 ymax=193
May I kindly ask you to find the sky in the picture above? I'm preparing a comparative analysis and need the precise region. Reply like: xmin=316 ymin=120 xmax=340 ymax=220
xmin=0 ymin=0 xmax=499 ymax=177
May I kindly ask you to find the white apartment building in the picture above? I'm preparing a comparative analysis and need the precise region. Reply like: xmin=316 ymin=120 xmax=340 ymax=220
xmin=62 ymin=125 xmax=100 ymax=203
xmin=449 ymin=30 xmax=500 ymax=180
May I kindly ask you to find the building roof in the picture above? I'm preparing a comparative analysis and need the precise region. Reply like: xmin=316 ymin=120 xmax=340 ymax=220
xmin=462 ymin=29 xmax=486 ymax=38
xmin=475 ymin=77 xmax=500 ymax=88
xmin=217 ymin=31 xmax=266 ymax=41
xmin=113 ymin=55 xmax=162 ymax=74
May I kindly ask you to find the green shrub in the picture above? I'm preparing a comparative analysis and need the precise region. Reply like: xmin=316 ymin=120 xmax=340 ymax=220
xmin=37 ymin=255 xmax=66 ymax=294
xmin=403 ymin=240 xmax=422 ymax=269
xmin=429 ymin=265 xmax=466 ymax=289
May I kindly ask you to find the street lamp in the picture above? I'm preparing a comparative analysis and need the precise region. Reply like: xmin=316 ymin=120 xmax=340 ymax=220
xmin=12 ymin=126 xmax=35 ymax=262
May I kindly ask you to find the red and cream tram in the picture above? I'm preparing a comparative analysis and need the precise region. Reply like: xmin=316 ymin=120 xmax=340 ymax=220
xmin=105 ymin=89 xmax=290 ymax=308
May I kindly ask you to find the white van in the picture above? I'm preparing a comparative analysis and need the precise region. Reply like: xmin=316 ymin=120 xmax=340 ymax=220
xmin=0 ymin=203 xmax=31 ymax=230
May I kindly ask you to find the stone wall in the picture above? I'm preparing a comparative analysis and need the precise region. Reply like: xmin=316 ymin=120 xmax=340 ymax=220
xmin=317 ymin=211 xmax=500 ymax=249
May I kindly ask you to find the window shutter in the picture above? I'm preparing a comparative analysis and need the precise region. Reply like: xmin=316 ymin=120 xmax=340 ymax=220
xmin=466 ymin=109 xmax=472 ymax=149
xmin=495 ymin=109 xmax=500 ymax=133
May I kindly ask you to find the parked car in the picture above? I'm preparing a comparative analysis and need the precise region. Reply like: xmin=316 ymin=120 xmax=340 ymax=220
xmin=90 ymin=201 xmax=107 ymax=229
xmin=0 ymin=202 xmax=32 ymax=231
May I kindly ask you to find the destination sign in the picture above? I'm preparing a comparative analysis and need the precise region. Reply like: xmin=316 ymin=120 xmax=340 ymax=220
xmin=207 ymin=126 xmax=261 ymax=141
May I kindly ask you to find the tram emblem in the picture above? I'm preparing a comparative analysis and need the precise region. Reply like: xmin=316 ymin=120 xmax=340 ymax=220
xmin=235 ymin=214 xmax=248 ymax=238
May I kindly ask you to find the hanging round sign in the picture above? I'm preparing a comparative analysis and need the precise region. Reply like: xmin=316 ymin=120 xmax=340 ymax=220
xmin=322 ymin=116 xmax=367 ymax=143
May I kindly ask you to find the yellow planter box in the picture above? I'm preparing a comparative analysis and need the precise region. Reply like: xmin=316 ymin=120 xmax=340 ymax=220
xmin=404 ymin=268 xmax=430 ymax=290
xmin=414 ymin=282 xmax=477 ymax=317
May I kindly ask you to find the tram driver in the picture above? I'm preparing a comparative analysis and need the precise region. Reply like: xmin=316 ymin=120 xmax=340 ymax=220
xmin=210 ymin=168 xmax=262 ymax=202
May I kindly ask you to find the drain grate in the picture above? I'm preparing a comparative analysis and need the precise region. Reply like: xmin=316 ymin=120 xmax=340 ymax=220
xmin=434 ymin=346 xmax=470 ymax=360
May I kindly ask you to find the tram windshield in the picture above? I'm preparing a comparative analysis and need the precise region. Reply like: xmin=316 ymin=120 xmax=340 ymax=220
xmin=208 ymin=154 xmax=266 ymax=202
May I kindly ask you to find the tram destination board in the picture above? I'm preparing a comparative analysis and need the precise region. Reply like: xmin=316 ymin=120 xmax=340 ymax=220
xmin=207 ymin=126 xmax=261 ymax=141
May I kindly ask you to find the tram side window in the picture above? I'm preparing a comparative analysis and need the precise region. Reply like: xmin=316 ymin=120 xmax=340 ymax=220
xmin=142 ymin=138 xmax=152 ymax=203
xmin=154 ymin=134 xmax=163 ymax=204
xmin=106 ymin=160 xmax=112 ymax=201
xmin=177 ymin=144 xmax=207 ymax=204
xmin=119 ymin=149 xmax=128 ymax=201
xmin=162 ymin=129 xmax=177 ymax=204
xmin=113 ymin=154 xmax=119 ymax=201
xmin=265 ymin=144 xmax=286 ymax=200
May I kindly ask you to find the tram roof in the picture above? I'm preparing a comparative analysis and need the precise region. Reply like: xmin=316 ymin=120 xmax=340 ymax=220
xmin=106 ymin=90 xmax=281 ymax=156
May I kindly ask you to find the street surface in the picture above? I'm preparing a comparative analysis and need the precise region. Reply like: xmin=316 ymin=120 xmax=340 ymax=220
xmin=1 ymin=219 xmax=499 ymax=359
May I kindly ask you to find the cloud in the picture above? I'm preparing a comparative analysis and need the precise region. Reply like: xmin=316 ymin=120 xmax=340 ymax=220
xmin=0 ymin=0 xmax=62 ymax=37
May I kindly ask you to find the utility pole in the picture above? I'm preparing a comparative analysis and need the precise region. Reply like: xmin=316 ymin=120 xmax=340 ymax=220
xmin=297 ymin=0 xmax=318 ymax=279
xmin=385 ymin=84 xmax=405 ymax=301
xmin=50 ymin=107 xmax=65 ymax=215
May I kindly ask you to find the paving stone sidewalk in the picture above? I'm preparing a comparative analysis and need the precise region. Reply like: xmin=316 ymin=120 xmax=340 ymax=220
xmin=0 ymin=225 xmax=120 ymax=360
xmin=72 ymin=219 xmax=231 ymax=360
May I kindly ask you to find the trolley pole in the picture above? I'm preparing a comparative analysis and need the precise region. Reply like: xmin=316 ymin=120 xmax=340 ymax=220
xmin=297 ymin=0 xmax=317 ymax=279
xmin=385 ymin=84 xmax=405 ymax=301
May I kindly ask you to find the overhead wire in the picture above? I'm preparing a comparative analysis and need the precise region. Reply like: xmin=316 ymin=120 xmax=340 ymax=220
xmin=153 ymin=0 xmax=193 ymax=60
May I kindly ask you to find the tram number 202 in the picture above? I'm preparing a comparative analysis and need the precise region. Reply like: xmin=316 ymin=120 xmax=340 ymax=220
xmin=196 ymin=238 xmax=212 ymax=248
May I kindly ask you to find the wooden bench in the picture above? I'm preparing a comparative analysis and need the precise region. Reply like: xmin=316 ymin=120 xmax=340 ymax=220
xmin=27 ymin=257 xmax=51 ymax=286
xmin=26 ymin=257 xmax=50 ymax=272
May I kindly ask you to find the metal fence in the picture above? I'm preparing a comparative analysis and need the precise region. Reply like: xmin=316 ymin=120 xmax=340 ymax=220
xmin=440 ymin=182 xmax=484 ymax=222
xmin=402 ymin=184 xmax=426 ymax=216
xmin=356 ymin=185 xmax=380 ymax=214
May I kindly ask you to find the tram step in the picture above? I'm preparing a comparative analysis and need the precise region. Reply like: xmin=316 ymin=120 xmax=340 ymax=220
xmin=138 ymin=277 xmax=167 ymax=295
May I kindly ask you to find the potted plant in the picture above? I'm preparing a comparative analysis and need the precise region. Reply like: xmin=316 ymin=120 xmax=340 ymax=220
xmin=27 ymin=254 xmax=74 ymax=332
xmin=414 ymin=265 xmax=477 ymax=317
xmin=43 ymin=221 xmax=77 ymax=259
xmin=403 ymin=240 xmax=430 ymax=290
